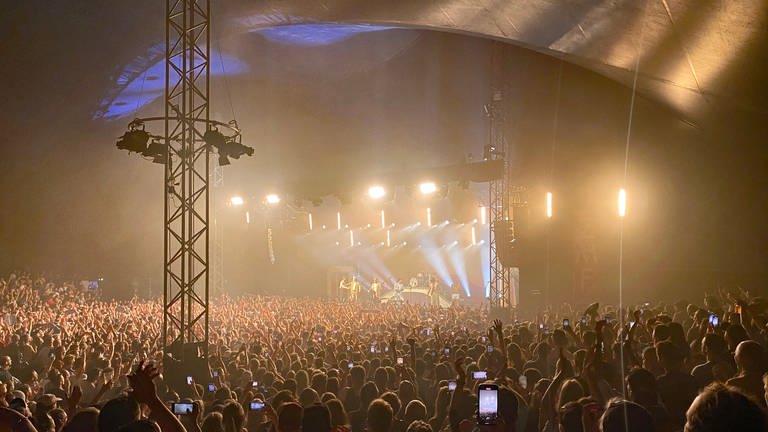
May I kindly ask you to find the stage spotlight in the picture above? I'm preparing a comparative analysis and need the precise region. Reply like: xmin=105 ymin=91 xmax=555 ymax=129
xmin=386 ymin=229 xmax=391 ymax=247
xmin=419 ymin=182 xmax=437 ymax=195
xmin=480 ymin=206 xmax=487 ymax=225
xmin=308 ymin=213 xmax=313 ymax=231
xmin=245 ymin=211 xmax=251 ymax=224
xmin=618 ymin=188 xmax=627 ymax=218
xmin=337 ymin=212 xmax=342 ymax=230
xmin=203 ymin=129 xmax=227 ymax=149
xmin=142 ymin=139 xmax=167 ymax=164
xmin=221 ymin=140 xmax=254 ymax=160
xmin=426 ymin=208 xmax=432 ymax=227
xmin=217 ymin=140 xmax=254 ymax=166
xmin=116 ymin=129 xmax=150 ymax=154
xmin=546 ymin=192 xmax=553 ymax=219
xmin=230 ymin=196 xmax=244 ymax=206
xmin=368 ymin=185 xmax=386 ymax=200
xmin=265 ymin=194 xmax=280 ymax=205
xmin=205 ymin=129 xmax=254 ymax=166
xmin=471 ymin=226 xmax=477 ymax=245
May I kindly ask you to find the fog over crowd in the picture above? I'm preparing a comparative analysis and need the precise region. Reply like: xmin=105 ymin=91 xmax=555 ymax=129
xmin=1 ymin=271 xmax=767 ymax=432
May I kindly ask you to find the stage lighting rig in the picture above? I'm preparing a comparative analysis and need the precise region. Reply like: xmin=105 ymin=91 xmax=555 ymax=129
xmin=204 ymin=127 xmax=254 ymax=166
xmin=143 ymin=139 xmax=167 ymax=164
xmin=483 ymin=144 xmax=504 ymax=160
xmin=203 ymin=129 xmax=227 ymax=149
xmin=117 ymin=118 xmax=249 ymax=167
xmin=116 ymin=120 xmax=151 ymax=154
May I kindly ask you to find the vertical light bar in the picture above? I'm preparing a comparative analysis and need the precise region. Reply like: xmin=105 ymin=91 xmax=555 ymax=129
xmin=349 ymin=230 xmax=354 ymax=247
xmin=308 ymin=213 xmax=313 ymax=231
xmin=245 ymin=211 xmax=250 ymax=224
xmin=618 ymin=188 xmax=627 ymax=218
xmin=337 ymin=211 xmax=342 ymax=230
xmin=471 ymin=226 xmax=477 ymax=245
xmin=427 ymin=207 xmax=432 ymax=227
xmin=386 ymin=229 xmax=391 ymax=247
xmin=380 ymin=209 xmax=385 ymax=229
xmin=480 ymin=206 xmax=487 ymax=225
xmin=546 ymin=192 xmax=553 ymax=219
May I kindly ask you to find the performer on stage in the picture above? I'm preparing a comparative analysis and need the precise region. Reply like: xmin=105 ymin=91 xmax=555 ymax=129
xmin=428 ymin=277 xmax=440 ymax=307
xmin=391 ymin=279 xmax=404 ymax=302
xmin=350 ymin=276 xmax=360 ymax=302
xmin=370 ymin=278 xmax=380 ymax=303
xmin=338 ymin=277 xmax=350 ymax=302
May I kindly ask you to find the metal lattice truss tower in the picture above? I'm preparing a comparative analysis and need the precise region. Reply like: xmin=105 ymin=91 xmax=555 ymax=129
xmin=487 ymin=89 xmax=511 ymax=309
xmin=163 ymin=0 xmax=211 ymax=358
xmin=211 ymin=165 xmax=224 ymax=297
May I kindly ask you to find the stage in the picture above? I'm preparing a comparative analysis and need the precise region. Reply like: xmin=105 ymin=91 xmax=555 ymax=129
xmin=379 ymin=287 xmax=452 ymax=307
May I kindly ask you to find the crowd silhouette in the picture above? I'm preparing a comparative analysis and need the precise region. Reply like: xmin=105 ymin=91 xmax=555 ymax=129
xmin=0 ymin=271 xmax=767 ymax=432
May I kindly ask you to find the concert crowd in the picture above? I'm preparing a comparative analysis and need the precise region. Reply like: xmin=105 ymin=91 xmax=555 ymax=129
xmin=0 ymin=271 xmax=767 ymax=432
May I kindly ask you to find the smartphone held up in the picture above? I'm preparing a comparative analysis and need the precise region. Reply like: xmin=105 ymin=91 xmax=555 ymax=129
xmin=477 ymin=384 xmax=499 ymax=425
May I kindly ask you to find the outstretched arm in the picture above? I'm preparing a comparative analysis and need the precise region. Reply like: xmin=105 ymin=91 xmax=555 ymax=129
xmin=448 ymin=358 xmax=468 ymax=432
xmin=128 ymin=361 xmax=186 ymax=432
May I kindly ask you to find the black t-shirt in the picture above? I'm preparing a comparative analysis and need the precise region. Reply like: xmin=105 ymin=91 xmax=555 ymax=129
xmin=342 ymin=386 xmax=360 ymax=412
xmin=656 ymin=371 xmax=697 ymax=427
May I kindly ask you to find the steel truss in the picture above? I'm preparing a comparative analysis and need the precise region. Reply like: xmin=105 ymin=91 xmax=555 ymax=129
xmin=163 ymin=0 xmax=212 ymax=359
xmin=487 ymin=89 xmax=511 ymax=309
xmin=211 ymin=165 xmax=224 ymax=297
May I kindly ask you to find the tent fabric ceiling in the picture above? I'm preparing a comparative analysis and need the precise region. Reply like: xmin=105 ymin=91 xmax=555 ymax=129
xmin=223 ymin=0 xmax=768 ymax=128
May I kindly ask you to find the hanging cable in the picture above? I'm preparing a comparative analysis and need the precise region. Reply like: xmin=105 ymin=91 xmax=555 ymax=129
xmin=546 ymin=60 xmax=563 ymax=308
xmin=134 ymin=70 xmax=149 ymax=115
xmin=618 ymin=4 xmax=650 ymax=430
xmin=215 ymin=34 xmax=237 ymax=123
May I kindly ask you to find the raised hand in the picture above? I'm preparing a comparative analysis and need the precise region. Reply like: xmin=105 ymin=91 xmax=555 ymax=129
xmin=127 ymin=360 xmax=159 ymax=404
xmin=492 ymin=319 xmax=503 ymax=336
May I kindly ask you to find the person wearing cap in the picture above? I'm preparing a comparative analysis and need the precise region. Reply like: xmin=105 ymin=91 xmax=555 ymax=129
xmin=8 ymin=398 xmax=31 ymax=418
xmin=12 ymin=390 xmax=26 ymax=402
xmin=34 ymin=394 xmax=61 ymax=418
